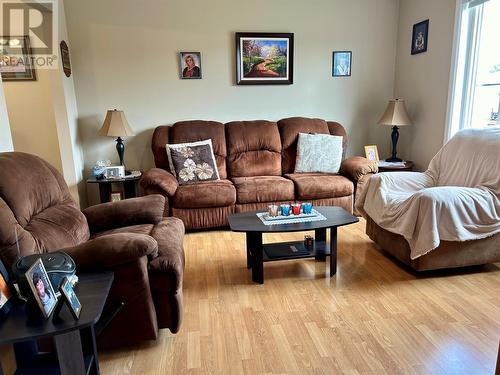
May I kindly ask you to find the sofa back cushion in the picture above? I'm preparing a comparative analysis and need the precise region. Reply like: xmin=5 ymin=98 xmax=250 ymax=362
xmin=225 ymin=120 xmax=282 ymax=178
xmin=278 ymin=117 xmax=331 ymax=174
xmin=0 ymin=152 xmax=90 ymax=269
xmin=158 ymin=121 xmax=227 ymax=179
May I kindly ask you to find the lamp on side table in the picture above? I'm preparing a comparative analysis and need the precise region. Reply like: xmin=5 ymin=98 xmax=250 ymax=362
xmin=377 ymin=99 xmax=412 ymax=162
xmin=98 ymin=110 xmax=135 ymax=170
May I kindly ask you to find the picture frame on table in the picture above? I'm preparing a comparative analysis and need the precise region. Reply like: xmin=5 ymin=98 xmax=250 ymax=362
xmin=411 ymin=19 xmax=429 ymax=55
xmin=332 ymin=51 xmax=352 ymax=77
xmin=105 ymin=165 xmax=125 ymax=179
xmin=59 ymin=277 xmax=82 ymax=319
xmin=235 ymin=32 xmax=294 ymax=85
xmin=179 ymin=52 xmax=202 ymax=79
xmin=364 ymin=145 xmax=380 ymax=162
xmin=0 ymin=35 xmax=37 ymax=81
xmin=25 ymin=259 xmax=58 ymax=319
xmin=0 ymin=260 xmax=14 ymax=321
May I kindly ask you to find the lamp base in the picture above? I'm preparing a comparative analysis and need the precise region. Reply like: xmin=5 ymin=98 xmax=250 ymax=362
xmin=385 ymin=157 xmax=403 ymax=162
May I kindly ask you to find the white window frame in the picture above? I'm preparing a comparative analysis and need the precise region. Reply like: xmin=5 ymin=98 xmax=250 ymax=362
xmin=445 ymin=0 xmax=490 ymax=141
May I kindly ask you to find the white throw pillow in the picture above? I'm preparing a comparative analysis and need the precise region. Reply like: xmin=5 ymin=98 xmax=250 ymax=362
xmin=294 ymin=133 xmax=343 ymax=173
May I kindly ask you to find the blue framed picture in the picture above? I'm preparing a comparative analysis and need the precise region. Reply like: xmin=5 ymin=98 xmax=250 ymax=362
xmin=411 ymin=19 xmax=429 ymax=55
xmin=332 ymin=51 xmax=352 ymax=77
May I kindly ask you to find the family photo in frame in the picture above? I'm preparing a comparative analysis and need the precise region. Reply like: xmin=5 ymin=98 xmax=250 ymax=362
xmin=25 ymin=259 xmax=58 ymax=319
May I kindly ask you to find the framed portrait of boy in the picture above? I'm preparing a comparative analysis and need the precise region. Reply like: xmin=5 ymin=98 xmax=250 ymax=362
xmin=179 ymin=52 xmax=202 ymax=79
xmin=59 ymin=277 xmax=82 ymax=319
xmin=411 ymin=20 xmax=429 ymax=55
xmin=25 ymin=259 xmax=58 ymax=319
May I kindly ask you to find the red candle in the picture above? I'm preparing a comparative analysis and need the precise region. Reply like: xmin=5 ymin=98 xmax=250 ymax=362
xmin=291 ymin=203 xmax=301 ymax=215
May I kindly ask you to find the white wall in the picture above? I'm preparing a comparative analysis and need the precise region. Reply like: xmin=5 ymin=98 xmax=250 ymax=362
xmin=0 ymin=78 xmax=13 ymax=152
xmin=393 ymin=0 xmax=457 ymax=170
xmin=64 ymin=0 xmax=400 ymax=181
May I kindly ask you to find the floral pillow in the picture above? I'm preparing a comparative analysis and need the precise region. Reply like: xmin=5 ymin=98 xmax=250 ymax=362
xmin=166 ymin=139 xmax=220 ymax=185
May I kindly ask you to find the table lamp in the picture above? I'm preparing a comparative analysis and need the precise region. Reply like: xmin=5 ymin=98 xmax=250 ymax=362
xmin=98 ymin=109 xmax=135 ymax=167
xmin=377 ymin=99 xmax=412 ymax=162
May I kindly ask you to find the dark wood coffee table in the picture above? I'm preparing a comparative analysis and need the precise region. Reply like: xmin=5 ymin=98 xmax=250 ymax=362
xmin=228 ymin=206 xmax=358 ymax=284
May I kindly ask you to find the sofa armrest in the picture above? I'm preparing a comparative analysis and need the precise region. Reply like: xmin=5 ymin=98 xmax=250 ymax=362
xmin=63 ymin=233 xmax=158 ymax=272
xmin=140 ymin=168 xmax=178 ymax=197
xmin=340 ymin=156 xmax=378 ymax=181
xmin=148 ymin=253 xmax=184 ymax=291
xmin=82 ymin=195 xmax=165 ymax=234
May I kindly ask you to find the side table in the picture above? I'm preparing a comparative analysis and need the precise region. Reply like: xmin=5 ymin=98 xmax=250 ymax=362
xmin=378 ymin=161 xmax=414 ymax=172
xmin=0 ymin=273 xmax=115 ymax=375
xmin=87 ymin=173 xmax=142 ymax=203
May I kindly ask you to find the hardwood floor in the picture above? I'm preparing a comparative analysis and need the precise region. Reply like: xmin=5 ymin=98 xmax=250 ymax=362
xmin=96 ymin=219 xmax=500 ymax=374
xmin=2 ymin=220 xmax=498 ymax=374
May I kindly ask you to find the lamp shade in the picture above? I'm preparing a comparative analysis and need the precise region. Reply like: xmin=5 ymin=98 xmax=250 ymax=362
xmin=98 ymin=110 xmax=135 ymax=137
xmin=377 ymin=99 xmax=412 ymax=127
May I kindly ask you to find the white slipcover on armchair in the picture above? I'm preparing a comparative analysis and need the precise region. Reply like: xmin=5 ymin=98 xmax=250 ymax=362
xmin=356 ymin=127 xmax=500 ymax=268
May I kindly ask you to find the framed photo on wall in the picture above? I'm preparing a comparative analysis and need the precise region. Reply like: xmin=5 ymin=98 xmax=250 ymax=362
xmin=332 ymin=51 xmax=352 ymax=77
xmin=235 ymin=32 xmax=294 ymax=85
xmin=179 ymin=52 xmax=202 ymax=79
xmin=0 ymin=36 xmax=37 ymax=81
xmin=411 ymin=19 xmax=429 ymax=55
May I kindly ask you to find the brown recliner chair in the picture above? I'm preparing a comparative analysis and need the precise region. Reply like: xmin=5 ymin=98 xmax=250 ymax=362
xmin=0 ymin=152 xmax=185 ymax=348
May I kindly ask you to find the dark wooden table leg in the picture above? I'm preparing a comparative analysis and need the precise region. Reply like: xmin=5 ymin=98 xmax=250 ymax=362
xmin=123 ymin=180 xmax=137 ymax=199
xmin=245 ymin=232 xmax=253 ymax=269
xmin=315 ymin=228 xmax=327 ymax=261
xmin=80 ymin=325 xmax=100 ymax=375
xmin=329 ymin=227 xmax=338 ymax=277
xmin=98 ymin=183 xmax=112 ymax=203
xmin=54 ymin=330 xmax=86 ymax=375
xmin=247 ymin=232 xmax=263 ymax=284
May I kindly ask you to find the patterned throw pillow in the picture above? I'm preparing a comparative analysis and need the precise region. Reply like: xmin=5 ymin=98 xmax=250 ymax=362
xmin=295 ymin=133 xmax=343 ymax=174
xmin=166 ymin=139 xmax=220 ymax=185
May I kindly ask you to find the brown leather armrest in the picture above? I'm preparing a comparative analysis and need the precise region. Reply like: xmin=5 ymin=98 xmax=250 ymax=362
xmin=83 ymin=195 xmax=165 ymax=234
xmin=63 ymin=233 xmax=158 ymax=272
xmin=140 ymin=168 xmax=178 ymax=197
xmin=340 ymin=156 xmax=378 ymax=181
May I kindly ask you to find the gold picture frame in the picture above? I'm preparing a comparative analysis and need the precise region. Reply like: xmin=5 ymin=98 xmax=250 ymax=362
xmin=364 ymin=145 xmax=379 ymax=162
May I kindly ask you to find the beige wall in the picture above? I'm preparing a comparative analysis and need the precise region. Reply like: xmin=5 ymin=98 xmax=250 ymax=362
xmin=392 ymin=0 xmax=457 ymax=170
xmin=65 ymin=0 xmax=400 ymax=185
xmin=4 ymin=70 xmax=63 ymax=172
xmin=0 ymin=79 xmax=13 ymax=152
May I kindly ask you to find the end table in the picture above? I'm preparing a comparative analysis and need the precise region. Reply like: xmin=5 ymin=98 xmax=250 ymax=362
xmin=378 ymin=161 xmax=414 ymax=172
xmin=87 ymin=173 xmax=142 ymax=204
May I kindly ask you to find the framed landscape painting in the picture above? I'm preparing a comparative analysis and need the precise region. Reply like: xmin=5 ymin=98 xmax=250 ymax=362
xmin=236 ymin=32 xmax=294 ymax=85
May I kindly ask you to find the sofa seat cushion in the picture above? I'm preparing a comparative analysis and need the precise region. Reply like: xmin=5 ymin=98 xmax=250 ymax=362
xmin=173 ymin=179 xmax=236 ymax=208
xmin=285 ymin=173 xmax=354 ymax=200
xmin=232 ymin=176 xmax=295 ymax=204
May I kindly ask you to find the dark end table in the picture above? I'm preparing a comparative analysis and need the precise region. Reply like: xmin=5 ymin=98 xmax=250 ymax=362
xmin=228 ymin=206 xmax=359 ymax=284
xmin=0 ymin=273 xmax=115 ymax=375
xmin=87 ymin=174 xmax=142 ymax=204
xmin=378 ymin=161 xmax=414 ymax=172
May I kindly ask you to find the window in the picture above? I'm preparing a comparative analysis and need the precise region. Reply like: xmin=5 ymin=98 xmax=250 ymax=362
xmin=446 ymin=0 xmax=500 ymax=140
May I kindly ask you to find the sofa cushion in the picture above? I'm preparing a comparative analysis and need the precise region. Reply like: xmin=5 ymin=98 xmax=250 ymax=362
xmin=172 ymin=179 xmax=236 ymax=208
xmin=225 ymin=120 xmax=282 ymax=177
xmin=232 ymin=176 xmax=295 ymax=204
xmin=285 ymin=173 xmax=354 ymax=200
xmin=169 ymin=121 xmax=227 ymax=179
xmin=295 ymin=133 xmax=343 ymax=174
xmin=166 ymin=139 xmax=220 ymax=185
xmin=277 ymin=117 xmax=331 ymax=174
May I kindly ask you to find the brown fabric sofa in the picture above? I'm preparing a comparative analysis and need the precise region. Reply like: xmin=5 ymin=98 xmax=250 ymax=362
xmin=141 ymin=117 xmax=377 ymax=230
xmin=0 ymin=152 xmax=185 ymax=348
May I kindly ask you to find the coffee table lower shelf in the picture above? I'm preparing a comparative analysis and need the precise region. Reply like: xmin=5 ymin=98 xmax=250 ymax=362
xmin=263 ymin=241 xmax=329 ymax=261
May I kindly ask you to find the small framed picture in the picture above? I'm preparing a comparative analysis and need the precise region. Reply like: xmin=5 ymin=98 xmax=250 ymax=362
xmin=0 ymin=261 xmax=13 ymax=319
xmin=179 ymin=52 xmax=202 ymax=79
xmin=332 ymin=51 xmax=352 ymax=77
xmin=411 ymin=20 xmax=429 ymax=55
xmin=0 ymin=36 xmax=37 ymax=81
xmin=59 ymin=277 xmax=81 ymax=319
xmin=25 ymin=259 xmax=58 ymax=319
xmin=110 ymin=191 xmax=123 ymax=202
xmin=364 ymin=145 xmax=379 ymax=162
xmin=105 ymin=165 xmax=125 ymax=179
